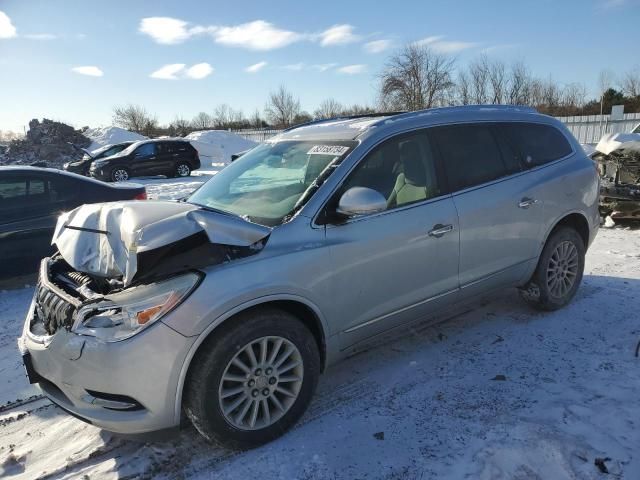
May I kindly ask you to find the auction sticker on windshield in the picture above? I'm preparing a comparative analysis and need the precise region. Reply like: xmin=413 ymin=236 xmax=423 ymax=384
xmin=307 ymin=145 xmax=350 ymax=155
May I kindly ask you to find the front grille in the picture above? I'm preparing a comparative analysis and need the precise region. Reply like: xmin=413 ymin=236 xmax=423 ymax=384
xmin=35 ymin=283 xmax=77 ymax=335
xmin=32 ymin=259 xmax=83 ymax=336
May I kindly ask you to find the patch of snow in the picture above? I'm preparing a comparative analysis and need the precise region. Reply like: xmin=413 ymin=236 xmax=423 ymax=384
xmin=185 ymin=130 xmax=257 ymax=165
xmin=603 ymin=216 xmax=616 ymax=228
xmin=84 ymin=126 xmax=148 ymax=152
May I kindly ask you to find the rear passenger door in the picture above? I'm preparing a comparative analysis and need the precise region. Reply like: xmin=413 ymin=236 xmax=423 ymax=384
xmin=131 ymin=143 xmax=158 ymax=176
xmin=431 ymin=123 xmax=546 ymax=294
xmin=155 ymin=142 xmax=175 ymax=175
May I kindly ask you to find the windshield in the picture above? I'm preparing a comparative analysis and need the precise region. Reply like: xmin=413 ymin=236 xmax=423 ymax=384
xmin=188 ymin=140 xmax=355 ymax=226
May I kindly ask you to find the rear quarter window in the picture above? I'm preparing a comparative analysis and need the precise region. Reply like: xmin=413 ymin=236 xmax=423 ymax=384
xmin=501 ymin=123 xmax=572 ymax=167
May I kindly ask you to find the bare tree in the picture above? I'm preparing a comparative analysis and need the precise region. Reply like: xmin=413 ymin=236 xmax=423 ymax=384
xmin=314 ymin=98 xmax=344 ymax=119
xmin=488 ymin=59 xmax=507 ymax=104
xmin=171 ymin=116 xmax=191 ymax=136
xmin=112 ymin=104 xmax=157 ymax=134
xmin=379 ymin=43 xmax=455 ymax=111
xmin=342 ymin=104 xmax=376 ymax=115
xmin=191 ymin=112 xmax=214 ymax=130
xmin=621 ymin=68 xmax=640 ymax=98
xmin=468 ymin=56 xmax=490 ymax=104
xmin=264 ymin=85 xmax=301 ymax=127
xmin=508 ymin=61 xmax=532 ymax=105
xmin=456 ymin=70 xmax=472 ymax=105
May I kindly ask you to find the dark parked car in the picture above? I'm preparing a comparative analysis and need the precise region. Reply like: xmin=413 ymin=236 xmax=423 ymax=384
xmin=90 ymin=139 xmax=200 ymax=182
xmin=0 ymin=166 xmax=146 ymax=278
xmin=64 ymin=141 xmax=135 ymax=176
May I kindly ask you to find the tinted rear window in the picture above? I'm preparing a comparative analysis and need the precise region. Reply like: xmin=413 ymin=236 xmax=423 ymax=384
xmin=502 ymin=123 xmax=572 ymax=167
xmin=431 ymin=124 xmax=507 ymax=192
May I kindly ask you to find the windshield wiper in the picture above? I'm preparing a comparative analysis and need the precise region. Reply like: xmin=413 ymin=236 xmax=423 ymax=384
xmin=188 ymin=202 xmax=246 ymax=220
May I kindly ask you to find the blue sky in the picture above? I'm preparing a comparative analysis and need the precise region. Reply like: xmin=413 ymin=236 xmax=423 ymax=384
xmin=0 ymin=0 xmax=638 ymax=132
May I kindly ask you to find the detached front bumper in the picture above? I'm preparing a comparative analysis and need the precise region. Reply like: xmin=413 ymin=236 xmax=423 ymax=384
xmin=20 ymin=295 xmax=197 ymax=435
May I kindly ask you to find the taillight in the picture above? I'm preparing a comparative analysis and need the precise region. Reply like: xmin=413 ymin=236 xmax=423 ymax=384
xmin=133 ymin=190 xmax=147 ymax=200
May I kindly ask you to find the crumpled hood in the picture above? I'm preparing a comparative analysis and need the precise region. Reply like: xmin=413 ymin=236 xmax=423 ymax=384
xmin=596 ymin=132 xmax=640 ymax=156
xmin=52 ymin=200 xmax=271 ymax=286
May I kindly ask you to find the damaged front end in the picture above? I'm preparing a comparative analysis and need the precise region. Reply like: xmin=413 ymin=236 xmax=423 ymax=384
xmin=29 ymin=200 xmax=271 ymax=341
xmin=594 ymin=133 xmax=640 ymax=220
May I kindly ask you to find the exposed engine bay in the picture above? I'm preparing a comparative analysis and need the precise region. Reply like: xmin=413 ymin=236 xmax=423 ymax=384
xmin=31 ymin=200 xmax=272 ymax=336
xmin=594 ymin=131 xmax=640 ymax=219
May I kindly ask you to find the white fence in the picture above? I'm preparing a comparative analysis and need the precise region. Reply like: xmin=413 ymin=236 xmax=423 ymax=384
xmin=230 ymin=128 xmax=282 ymax=143
xmin=231 ymin=113 xmax=640 ymax=145
xmin=556 ymin=113 xmax=640 ymax=144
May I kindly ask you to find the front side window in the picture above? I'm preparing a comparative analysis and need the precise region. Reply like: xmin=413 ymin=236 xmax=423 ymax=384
xmin=502 ymin=123 xmax=572 ymax=167
xmin=431 ymin=124 xmax=507 ymax=192
xmin=134 ymin=143 xmax=156 ymax=157
xmin=0 ymin=178 xmax=27 ymax=202
xmin=340 ymin=131 xmax=441 ymax=210
xmin=188 ymin=140 xmax=355 ymax=226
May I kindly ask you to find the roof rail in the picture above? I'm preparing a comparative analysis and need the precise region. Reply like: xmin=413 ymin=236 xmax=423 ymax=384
xmin=369 ymin=104 xmax=538 ymax=127
xmin=282 ymin=111 xmax=406 ymax=132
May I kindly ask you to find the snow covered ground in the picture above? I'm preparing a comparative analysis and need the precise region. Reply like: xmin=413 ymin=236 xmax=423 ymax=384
xmin=84 ymin=126 xmax=148 ymax=152
xmin=185 ymin=130 xmax=257 ymax=165
xmin=1 ymin=178 xmax=639 ymax=479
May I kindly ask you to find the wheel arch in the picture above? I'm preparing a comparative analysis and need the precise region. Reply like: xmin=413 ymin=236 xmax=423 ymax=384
xmin=173 ymin=295 xmax=328 ymax=424
xmin=544 ymin=211 xmax=590 ymax=250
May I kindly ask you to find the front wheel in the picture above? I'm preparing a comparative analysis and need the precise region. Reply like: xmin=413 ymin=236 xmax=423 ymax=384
xmin=520 ymin=227 xmax=585 ymax=311
xmin=184 ymin=308 xmax=320 ymax=449
xmin=110 ymin=167 xmax=130 ymax=182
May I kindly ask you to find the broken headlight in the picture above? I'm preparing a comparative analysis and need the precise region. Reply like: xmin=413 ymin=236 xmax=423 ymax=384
xmin=73 ymin=272 xmax=201 ymax=342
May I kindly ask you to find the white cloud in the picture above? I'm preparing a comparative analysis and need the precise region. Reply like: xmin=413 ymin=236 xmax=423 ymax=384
xmin=150 ymin=63 xmax=186 ymax=79
xmin=212 ymin=20 xmax=301 ymax=50
xmin=150 ymin=63 xmax=213 ymax=80
xmin=23 ymin=33 xmax=57 ymax=40
xmin=600 ymin=0 xmax=626 ymax=8
xmin=185 ymin=62 xmax=213 ymax=79
xmin=337 ymin=64 xmax=367 ymax=75
xmin=283 ymin=62 xmax=305 ymax=71
xmin=139 ymin=17 xmax=200 ymax=45
xmin=245 ymin=61 xmax=268 ymax=73
xmin=71 ymin=66 xmax=104 ymax=77
xmin=311 ymin=63 xmax=338 ymax=72
xmin=319 ymin=24 xmax=360 ymax=46
xmin=481 ymin=43 xmax=519 ymax=54
xmin=364 ymin=39 xmax=392 ymax=54
xmin=416 ymin=35 xmax=477 ymax=53
xmin=0 ymin=11 xmax=17 ymax=39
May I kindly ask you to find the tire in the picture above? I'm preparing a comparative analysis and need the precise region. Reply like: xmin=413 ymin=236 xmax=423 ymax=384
xmin=184 ymin=308 xmax=320 ymax=449
xmin=110 ymin=167 xmax=130 ymax=182
xmin=519 ymin=226 xmax=585 ymax=311
xmin=175 ymin=162 xmax=191 ymax=177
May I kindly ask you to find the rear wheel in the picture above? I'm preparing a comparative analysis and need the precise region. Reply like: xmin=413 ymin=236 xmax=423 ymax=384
xmin=175 ymin=162 xmax=191 ymax=177
xmin=184 ymin=308 xmax=320 ymax=449
xmin=110 ymin=167 xmax=129 ymax=182
xmin=520 ymin=227 xmax=585 ymax=310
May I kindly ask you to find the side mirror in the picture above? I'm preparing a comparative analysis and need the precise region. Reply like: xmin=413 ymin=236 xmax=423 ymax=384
xmin=336 ymin=187 xmax=387 ymax=217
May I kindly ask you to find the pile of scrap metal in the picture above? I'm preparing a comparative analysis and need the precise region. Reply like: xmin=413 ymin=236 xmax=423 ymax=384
xmin=592 ymin=124 xmax=640 ymax=220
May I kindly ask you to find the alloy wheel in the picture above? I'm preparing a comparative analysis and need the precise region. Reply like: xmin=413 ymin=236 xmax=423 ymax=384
xmin=546 ymin=240 xmax=579 ymax=298
xmin=177 ymin=164 xmax=190 ymax=177
xmin=113 ymin=169 xmax=129 ymax=182
xmin=218 ymin=336 xmax=304 ymax=431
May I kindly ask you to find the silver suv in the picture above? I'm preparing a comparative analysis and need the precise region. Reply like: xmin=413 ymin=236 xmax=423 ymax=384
xmin=19 ymin=106 xmax=599 ymax=448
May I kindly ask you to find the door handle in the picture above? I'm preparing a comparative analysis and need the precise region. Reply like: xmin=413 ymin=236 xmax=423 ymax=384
xmin=518 ymin=197 xmax=539 ymax=209
xmin=428 ymin=224 xmax=454 ymax=238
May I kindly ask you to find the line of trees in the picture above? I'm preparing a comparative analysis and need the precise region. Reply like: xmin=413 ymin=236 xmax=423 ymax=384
xmin=110 ymin=43 xmax=640 ymax=136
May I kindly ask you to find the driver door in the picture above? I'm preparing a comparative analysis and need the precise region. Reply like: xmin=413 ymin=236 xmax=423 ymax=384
xmin=324 ymin=130 xmax=460 ymax=348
